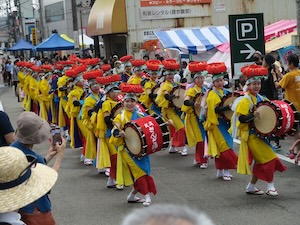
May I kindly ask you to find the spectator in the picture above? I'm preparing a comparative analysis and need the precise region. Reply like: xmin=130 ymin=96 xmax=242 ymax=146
xmin=252 ymin=51 xmax=263 ymax=65
xmin=260 ymin=54 xmax=283 ymax=150
xmin=0 ymin=147 xmax=57 ymax=225
xmin=5 ymin=59 xmax=13 ymax=86
xmin=11 ymin=111 xmax=66 ymax=225
xmin=0 ymin=111 xmax=15 ymax=146
xmin=0 ymin=146 xmax=58 ymax=225
xmin=143 ymin=55 xmax=149 ymax=61
xmin=35 ymin=56 xmax=42 ymax=66
xmin=12 ymin=60 xmax=20 ymax=96
xmin=274 ymin=54 xmax=300 ymax=154
xmin=121 ymin=204 xmax=215 ymax=225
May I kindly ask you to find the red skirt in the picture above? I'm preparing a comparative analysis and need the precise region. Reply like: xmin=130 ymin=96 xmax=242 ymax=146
xmin=253 ymin=158 xmax=287 ymax=182
xmin=134 ymin=175 xmax=157 ymax=195
xmin=215 ymin=149 xmax=238 ymax=170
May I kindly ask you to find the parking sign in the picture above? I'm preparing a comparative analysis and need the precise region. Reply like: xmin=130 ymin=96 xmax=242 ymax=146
xmin=229 ymin=13 xmax=265 ymax=76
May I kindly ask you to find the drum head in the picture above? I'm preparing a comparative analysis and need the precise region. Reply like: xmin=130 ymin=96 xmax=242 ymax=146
xmin=111 ymin=103 xmax=123 ymax=118
xmin=254 ymin=105 xmax=277 ymax=134
xmin=124 ymin=126 xmax=142 ymax=155
xmin=194 ymin=93 xmax=203 ymax=118
xmin=171 ymin=87 xmax=185 ymax=109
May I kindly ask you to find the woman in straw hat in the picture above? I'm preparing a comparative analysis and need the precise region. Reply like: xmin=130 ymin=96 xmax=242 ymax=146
xmin=0 ymin=146 xmax=58 ymax=224
xmin=230 ymin=65 xmax=286 ymax=196
xmin=10 ymin=111 xmax=66 ymax=225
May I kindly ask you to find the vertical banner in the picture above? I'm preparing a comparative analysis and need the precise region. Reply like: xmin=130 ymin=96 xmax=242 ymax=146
xmin=31 ymin=28 xmax=37 ymax=45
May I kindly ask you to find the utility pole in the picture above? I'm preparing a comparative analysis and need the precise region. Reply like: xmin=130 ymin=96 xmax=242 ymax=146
xmin=38 ymin=0 xmax=44 ymax=41
xmin=71 ymin=0 xmax=78 ymax=31
xmin=16 ymin=0 xmax=24 ymax=38
xmin=292 ymin=0 xmax=300 ymax=45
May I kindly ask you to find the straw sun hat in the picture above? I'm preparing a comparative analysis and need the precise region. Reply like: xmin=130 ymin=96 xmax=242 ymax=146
xmin=0 ymin=146 xmax=58 ymax=213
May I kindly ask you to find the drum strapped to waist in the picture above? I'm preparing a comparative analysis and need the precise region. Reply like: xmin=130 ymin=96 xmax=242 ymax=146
xmin=124 ymin=114 xmax=171 ymax=159
xmin=219 ymin=92 xmax=243 ymax=122
xmin=170 ymin=85 xmax=186 ymax=111
xmin=252 ymin=100 xmax=299 ymax=137
xmin=193 ymin=92 xmax=204 ymax=119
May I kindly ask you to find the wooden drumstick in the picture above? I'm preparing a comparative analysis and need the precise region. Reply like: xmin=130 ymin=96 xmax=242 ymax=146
xmin=160 ymin=114 xmax=174 ymax=126
xmin=111 ymin=119 xmax=122 ymax=132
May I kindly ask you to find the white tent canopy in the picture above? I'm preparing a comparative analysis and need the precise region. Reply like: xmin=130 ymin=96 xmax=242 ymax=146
xmin=79 ymin=34 xmax=103 ymax=47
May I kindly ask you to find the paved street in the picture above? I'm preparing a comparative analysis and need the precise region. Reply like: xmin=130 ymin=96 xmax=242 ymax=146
xmin=1 ymin=83 xmax=300 ymax=225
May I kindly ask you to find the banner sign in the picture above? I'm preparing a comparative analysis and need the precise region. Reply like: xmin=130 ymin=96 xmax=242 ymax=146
xmin=278 ymin=46 xmax=299 ymax=71
xmin=140 ymin=0 xmax=211 ymax=7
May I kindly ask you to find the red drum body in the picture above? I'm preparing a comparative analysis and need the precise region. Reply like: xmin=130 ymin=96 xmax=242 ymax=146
xmin=253 ymin=100 xmax=298 ymax=137
xmin=111 ymin=102 xmax=147 ymax=118
xmin=194 ymin=92 xmax=204 ymax=119
xmin=124 ymin=114 xmax=170 ymax=158
xmin=220 ymin=92 xmax=242 ymax=122
xmin=170 ymin=85 xmax=186 ymax=111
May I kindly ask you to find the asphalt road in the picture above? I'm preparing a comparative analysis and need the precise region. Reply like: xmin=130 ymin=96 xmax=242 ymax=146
xmin=1 ymin=83 xmax=299 ymax=225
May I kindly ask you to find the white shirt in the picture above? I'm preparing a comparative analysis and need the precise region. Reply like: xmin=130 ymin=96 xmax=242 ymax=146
xmin=0 ymin=212 xmax=26 ymax=225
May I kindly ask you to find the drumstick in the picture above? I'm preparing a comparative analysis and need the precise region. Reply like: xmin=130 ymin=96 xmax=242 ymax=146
xmin=111 ymin=119 xmax=122 ymax=132
xmin=160 ymin=114 xmax=174 ymax=126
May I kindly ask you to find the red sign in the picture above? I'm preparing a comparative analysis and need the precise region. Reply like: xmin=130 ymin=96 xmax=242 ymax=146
xmin=140 ymin=0 xmax=211 ymax=7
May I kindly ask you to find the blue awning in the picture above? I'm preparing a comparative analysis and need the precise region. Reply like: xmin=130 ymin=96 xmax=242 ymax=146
xmin=35 ymin=33 xmax=75 ymax=52
xmin=7 ymin=38 xmax=34 ymax=51
xmin=155 ymin=26 xmax=229 ymax=55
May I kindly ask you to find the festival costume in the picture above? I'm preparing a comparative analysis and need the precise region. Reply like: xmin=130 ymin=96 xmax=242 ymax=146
xmin=127 ymin=60 xmax=145 ymax=85
xmin=81 ymin=70 xmax=103 ymax=161
xmin=230 ymin=65 xmax=286 ymax=191
xmin=39 ymin=77 xmax=52 ymax=122
xmin=127 ymin=74 xmax=142 ymax=85
xmin=156 ymin=80 xmax=186 ymax=147
xmin=203 ymin=63 xmax=237 ymax=179
xmin=110 ymin=108 xmax=157 ymax=197
xmin=57 ymin=75 xmax=70 ymax=127
xmin=28 ymin=73 xmax=39 ymax=114
xmin=96 ymin=96 xmax=118 ymax=181
xmin=182 ymin=84 xmax=207 ymax=164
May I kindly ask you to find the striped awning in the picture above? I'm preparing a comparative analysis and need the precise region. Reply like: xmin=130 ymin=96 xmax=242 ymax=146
xmin=155 ymin=26 xmax=229 ymax=55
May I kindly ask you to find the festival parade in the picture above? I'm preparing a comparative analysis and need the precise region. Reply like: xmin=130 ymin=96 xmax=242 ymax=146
xmin=0 ymin=0 xmax=300 ymax=225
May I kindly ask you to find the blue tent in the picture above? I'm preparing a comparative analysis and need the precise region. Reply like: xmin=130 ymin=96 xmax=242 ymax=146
xmin=35 ymin=33 xmax=74 ymax=51
xmin=7 ymin=38 xmax=34 ymax=51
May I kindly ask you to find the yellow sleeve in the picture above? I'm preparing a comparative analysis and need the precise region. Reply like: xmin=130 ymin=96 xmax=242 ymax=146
xmin=205 ymin=91 xmax=221 ymax=125
xmin=109 ymin=114 xmax=124 ymax=146
xmin=82 ymin=96 xmax=96 ymax=120
xmin=181 ymin=88 xmax=195 ymax=113
xmin=102 ymin=101 xmax=113 ymax=114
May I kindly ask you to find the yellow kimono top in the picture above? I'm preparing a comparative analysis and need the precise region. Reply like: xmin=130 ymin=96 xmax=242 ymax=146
xmin=181 ymin=84 xmax=202 ymax=114
xmin=23 ymin=75 xmax=30 ymax=95
xmin=67 ymin=86 xmax=84 ymax=117
xmin=127 ymin=74 xmax=142 ymax=85
xmin=18 ymin=71 xmax=25 ymax=87
xmin=234 ymin=92 xmax=277 ymax=175
xmin=139 ymin=80 xmax=156 ymax=109
xmin=29 ymin=76 xmax=39 ymax=101
xmin=96 ymin=97 xmax=118 ymax=138
xmin=57 ymin=75 xmax=69 ymax=98
xmin=39 ymin=79 xmax=51 ymax=102
xmin=155 ymin=80 xmax=173 ymax=108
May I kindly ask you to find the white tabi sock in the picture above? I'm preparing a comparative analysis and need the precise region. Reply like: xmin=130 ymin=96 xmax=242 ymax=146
xmin=246 ymin=182 xmax=256 ymax=191
xmin=223 ymin=170 xmax=230 ymax=177
xmin=267 ymin=182 xmax=276 ymax=191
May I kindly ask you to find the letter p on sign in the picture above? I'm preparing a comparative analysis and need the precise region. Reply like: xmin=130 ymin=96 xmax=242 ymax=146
xmin=236 ymin=18 xmax=258 ymax=41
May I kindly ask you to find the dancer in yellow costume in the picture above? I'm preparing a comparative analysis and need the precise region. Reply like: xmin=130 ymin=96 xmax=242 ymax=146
xmin=28 ymin=66 xmax=40 ymax=114
xmin=22 ymin=67 xmax=32 ymax=111
xmin=181 ymin=64 xmax=208 ymax=168
xmin=139 ymin=60 xmax=160 ymax=114
xmin=120 ymin=55 xmax=133 ymax=82
xmin=80 ymin=70 xmax=103 ymax=165
xmin=17 ymin=62 xmax=26 ymax=102
xmin=203 ymin=63 xmax=237 ymax=181
xmin=127 ymin=60 xmax=145 ymax=85
xmin=230 ymin=65 xmax=286 ymax=196
xmin=39 ymin=72 xmax=52 ymax=122
xmin=96 ymin=83 xmax=120 ymax=188
xmin=110 ymin=93 xmax=157 ymax=206
xmin=155 ymin=60 xmax=187 ymax=155
xmin=65 ymin=66 xmax=88 ymax=158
